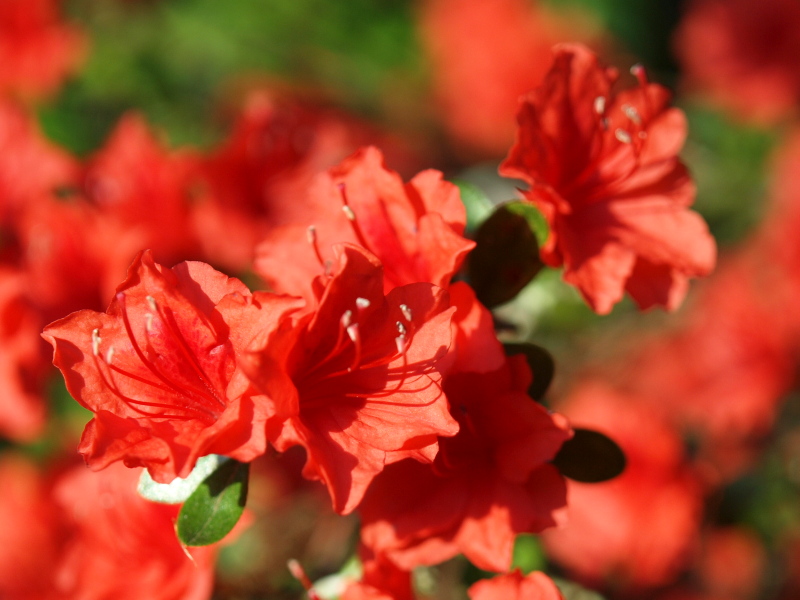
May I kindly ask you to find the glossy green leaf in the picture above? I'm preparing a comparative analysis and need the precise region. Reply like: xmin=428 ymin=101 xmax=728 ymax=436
xmin=468 ymin=203 xmax=544 ymax=308
xmin=503 ymin=343 xmax=555 ymax=401
xmin=176 ymin=458 xmax=249 ymax=546
xmin=138 ymin=454 xmax=229 ymax=504
xmin=552 ymin=428 xmax=626 ymax=483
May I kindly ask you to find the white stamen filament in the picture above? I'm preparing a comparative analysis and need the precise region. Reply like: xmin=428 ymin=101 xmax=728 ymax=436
xmin=92 ymin=328 xmax=101 ymax=357
xmin=146 ymin=295 xmax=157 ymax=312
xmin=342 ymin=205 xmax=356 ymax=222
xmin=399 ymin=304 xmax=413 ymax=321
xmin=615 ymin=128 xmax=632 ymax=144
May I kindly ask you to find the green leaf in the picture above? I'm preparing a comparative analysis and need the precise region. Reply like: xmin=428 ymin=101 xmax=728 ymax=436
xmin=453 ymin=179 xmax=494 ymax=233
xmin=138 ymin=454 xmax=229 ymax=504
xmin=176 ymin=458 xmax=250 ymax=546
xmin=467 ymin=204 xmax=544 ymax=308
xmin=503 ymin=343 xmax=555 ymax=402
xmin=505 ymin=200 xmax=549 ymax=249
xmin=552 ymin=428 xmax=626 ymax=483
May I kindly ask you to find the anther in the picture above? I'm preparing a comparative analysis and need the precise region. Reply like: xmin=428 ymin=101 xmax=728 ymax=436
xmin=106 ymin=347 xmax=115 ymax=365
xmin=615 ymin=128 xmax=632 ymax=144
xmin=594 ymin=96 xmax=606 ymax=115
xmin=355 ymin=297 xmax=371 ymax=310
xmin=92 ymin=328 xmax=101 ymax=357
xmin=146 ymin=296 xmax=157 ymax=312
xmin=630 ymin=63 xmax=648 ymax=85
xmin=341 ymin=309 xmax=353 ymax=329
xmin=622 ymin=104 xmax=642 ymax=125
xmin=306 ymin=225 xmax=317 ymax=245
xmin=396 ymin=321 xmax=407 ymax=337
xmin=399 ymin=304 xmax=413 ymax=321
xmin=145 ymin=313 xmax=154 ymax=333
xmin=342 ymin=205 xmax=356 ymax=222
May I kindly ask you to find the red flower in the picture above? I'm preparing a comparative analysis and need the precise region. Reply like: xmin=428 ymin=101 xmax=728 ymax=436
xmin=83 ymin=113 xmax=201 ymax=266
xmin=500 ymin=44 xmax=716 ymax=314
xmin=417 ymin=0 xmax=600 ymax=157
xmin=244 ymin=244 xmax=458 ymax=514
xmin=42 ymin=250 xmax=299 ymax=482
xmin=542 ymin=380 xmax=703 ymax=590
xmin=0 ymin=0 xmax=86 ymax=100
xmin=358 ymin=288 xmax=569 ymax=572
xmin=0 ymin=267 xmax=48 ymax=441
xmin=194 ymin=91 xmax=409 ymax=271
xmin=675 ymin=0 xmax=800 ymax=125
xmin=255 ymin=146 xmax=473 ymax=301
xmin=341 ymin=548 xmax=415 ymax=600
xmin=53 ymin=462 xmax=217 ymax=600
xmin=0 ymin=455 xmax=62 ymax=599
xmin=468 ymin=570 xmax=564 ymax=600
xmin=0 ymin=99 xmax=79 ymax=224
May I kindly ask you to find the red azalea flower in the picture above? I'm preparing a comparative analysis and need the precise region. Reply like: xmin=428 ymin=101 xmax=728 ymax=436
xmin=255 ymin=146 xmax=473 ymax=301
xmin=42 ymin=250 xmax=300 ymax=482
xmin=0 ymin=0 xmax=86 ymax=100
xmin=0 ymin=455 xmax=63 ymax=599
xmin=358 ymin=287 xmax=569 ymax=572
xmin=83 ymin=113 xmax=202 ymax=266
xmin=244 ymin=244 xmax=458 ymax=514
xmin=0 ymin=267 xmax=49 ymax=442
xmin=500 ymin=44 xmax=716 ymax=314
xmin=53 ymin=462 xmax=217 ymax=600
xmin=194 ymin=91 xmax=411 ymax=271
xmin=675 ymin=0 xmax=800 ymax=125
xmin=341 ymin=547 xmax=415 ymax=600
xmin=417 ymin=0 xmax=600 ymax=158
xmin=468 ymin=570 xmax=564 ymax=600
xmin=0 ymin=99 xmax=79 ymax=224
xmin=542 ymin=380 xmax=703 ymax=591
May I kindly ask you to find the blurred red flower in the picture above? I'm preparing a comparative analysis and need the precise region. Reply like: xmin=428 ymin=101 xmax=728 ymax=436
xmin=417 ymin=0 xmax=600 ymax=158
xmin=0 ymin=0 xmax=86 ymax=100
xmin=54 ymin=462 xmax=216 ymax=600
xmin=500 ymin=44 xmax=715 ymax=314
xmin=245 ymin=244 xmax=458 ymax=515
xmin=256 ymin=146 xmax=473 ymax=301
xmin=542 ymin=380 xmax=703 ymax=591
xmin=675 ymin=0 xmax=800 ymax=124
xmin=468 ymin=570 xmax=564 ymax=600
xmin=42 ymin=250 xmax=296 ymax=482
xmin=83 ymin=113 xmax=202 ymax=267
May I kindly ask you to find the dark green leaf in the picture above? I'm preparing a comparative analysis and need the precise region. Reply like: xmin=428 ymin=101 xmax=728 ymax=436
xmin=468 ymin=204 xmax=544 ymax=308
xmin=177 ymin=458 xmax=249 ymax=546
xmin=504 ymin=201 xmax=549 ymax=250
xmin=504 ymin=343 xmax=555 ymax=401
xmin=552 ymin=428 xmax=626 ymax=483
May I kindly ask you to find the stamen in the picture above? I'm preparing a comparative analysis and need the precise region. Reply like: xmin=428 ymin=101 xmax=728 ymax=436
xmin=307 ymin=225 xmax=326 ymax=269
xmin=346 ymin=323 xmax=362 ymax=372
xmin=92 ymin=328 xmax=101 ymax=357
xmin=355 ymin=297 xmax=370 ymax=310
xmin=399 ymin=303 xmax=413 ymax=321
xmin=105 ymin=347 xmax=115 ymax=365
xmin=145 ymin=313 xmax=154 ymax=333
xmin=622 ymin=104 xmax=642 ymax=126
xmin=146 ymin=295 xmax=157 ymax=312
xmin=341 ymin=309 xmax=353 ymax=329
xmin=342 ymin=205 xmax=356 ymax=222
xmin=287 ymin=559 xmax=322 ymax=600
xmin=630 ymin=63 xmax=648 ymax=85
xmin=594 ymin=96 xmax=606 ymax=115
xmin=615 ymin=128 xmax=632 ymax=144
